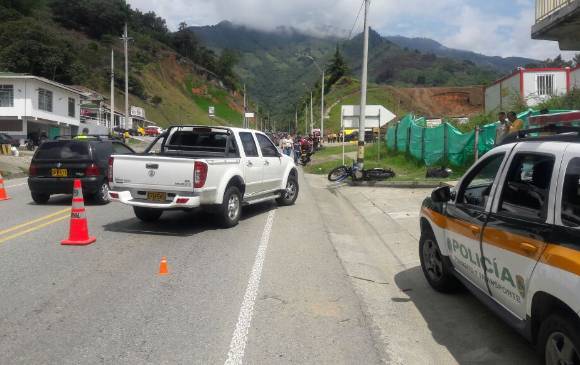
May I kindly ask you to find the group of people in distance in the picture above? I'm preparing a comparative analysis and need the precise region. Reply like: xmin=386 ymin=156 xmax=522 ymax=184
xmin=496 ymin=111 xmax=525 ymax=144
xmin=276 ymin=133 xmax=318 ymax=163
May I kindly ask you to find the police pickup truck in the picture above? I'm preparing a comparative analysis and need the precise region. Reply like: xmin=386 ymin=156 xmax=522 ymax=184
xmin=108 ymin=126 xmax=298 ymax=227
xmin=419 ymin=125 xmax=580 ymax=364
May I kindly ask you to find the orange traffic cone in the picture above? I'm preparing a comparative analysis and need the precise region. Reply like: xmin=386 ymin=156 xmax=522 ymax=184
xmin=0 ymin=172 xmax=10 ymax=201
xmin=61 ymin=179 xmax=96 ymax=246
xmin=159 ymin=257 xmax=168 ymax=276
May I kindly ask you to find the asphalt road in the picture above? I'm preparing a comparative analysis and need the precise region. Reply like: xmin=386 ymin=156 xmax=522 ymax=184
xmin=0 ymin=174 xmax=382 ymax=364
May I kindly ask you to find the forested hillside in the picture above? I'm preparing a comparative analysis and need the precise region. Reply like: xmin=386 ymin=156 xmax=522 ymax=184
xmin=0 ymin=0 xmax=244 ymax=126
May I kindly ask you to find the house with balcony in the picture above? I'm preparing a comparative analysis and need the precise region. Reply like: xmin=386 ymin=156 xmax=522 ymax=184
xmin=0 ymin=73 xmax=87 ymax=144
xmin=485 ymin=67 xmax=572 ymax=113
xmin=533 ymin=0 xmax=580 ymax=50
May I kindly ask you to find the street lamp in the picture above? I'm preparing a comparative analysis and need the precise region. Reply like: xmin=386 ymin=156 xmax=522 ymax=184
xmin=305 ymin=56 xmax=325 ymax=141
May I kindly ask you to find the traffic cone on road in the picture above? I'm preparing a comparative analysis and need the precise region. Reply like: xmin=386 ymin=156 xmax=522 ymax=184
xmin=61 ymin=179 xmax=96 ymax=246
xmin=0 ymin=172 xmax=10 ymax=201
xmin=159 ymin=257 xmax=168 ymax=276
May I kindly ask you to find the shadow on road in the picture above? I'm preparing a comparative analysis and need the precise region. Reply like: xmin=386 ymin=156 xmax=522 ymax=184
xmin=102 ymin=201 xmax=277 ymax=237
xmin=394 ymin=266 xmax=540 ymax=364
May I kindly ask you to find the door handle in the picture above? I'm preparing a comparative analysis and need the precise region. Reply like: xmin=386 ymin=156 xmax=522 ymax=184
xmin=246 ymin=161 xmax=253 ymax=167
xmin=470 ymin=225 xmax=481 ymax=235
xmin=520 ymin=242 xmax=538 ymax=254
xmin=264 ymin=161 xmax=270 ymax=166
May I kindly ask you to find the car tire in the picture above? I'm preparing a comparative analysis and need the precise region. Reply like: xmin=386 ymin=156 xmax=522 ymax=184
xmin=219 ymin=186 xmax=242 ymax=228
xmin=133 ymin=207 xmax=163 ymax=222
xmin=277 ymin=175 xmax=299 ymax=206
xmin=31 ymin=192 xmax=50 ymax=204
xmin=538 ymin=313 xmax=580 ymax=365
xmin=92 ymin=181 xmax=110 ymax=205
xmin=419 ymin=230 xmax=460 ymax=293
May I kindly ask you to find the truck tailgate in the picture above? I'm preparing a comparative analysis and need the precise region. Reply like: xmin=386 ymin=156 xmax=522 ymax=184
xmin=112 ymin=155 xmax=196 ymax=192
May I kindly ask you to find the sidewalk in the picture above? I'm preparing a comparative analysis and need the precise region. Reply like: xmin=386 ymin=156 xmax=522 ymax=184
xmin=306 ymin=173 xmax=539 ymax=364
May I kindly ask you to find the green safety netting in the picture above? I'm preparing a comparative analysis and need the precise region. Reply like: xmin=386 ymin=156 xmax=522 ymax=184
xmin=386 ymin=109 xmax=575 ymax=167
xmin=423 ymin=125 xmax=445 ymax=166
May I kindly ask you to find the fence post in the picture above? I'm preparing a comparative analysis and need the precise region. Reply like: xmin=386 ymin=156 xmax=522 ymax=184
xmin=420 ymin=127 xmax=426 ymax=163
xmin=394 ymin=123 xmax=399 ymax=151
xmin=443 ymin=123 xmax=448 ymax=166
xmin=474 ymin=126 xmax=480 ymax=161
xmin=407 ymin=124 xmax=411 ymax=155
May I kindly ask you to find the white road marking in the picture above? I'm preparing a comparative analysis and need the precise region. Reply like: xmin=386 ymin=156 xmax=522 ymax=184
xmin=225 ymin=210 xmax=276 ymax=365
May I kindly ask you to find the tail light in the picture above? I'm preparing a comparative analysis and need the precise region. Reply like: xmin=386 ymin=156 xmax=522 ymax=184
xmin=194 ymin=161 xmax=208 ymax=189
xmin=29 ymin=163 xmax=38 ymax=177
xmin=85 ymin=164 xmax=100 ymax=177
xmin=108 ymin=157 xmax=114 ymax=183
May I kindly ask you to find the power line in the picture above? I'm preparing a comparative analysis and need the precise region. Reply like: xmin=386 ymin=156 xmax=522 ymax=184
xmin=347 ymin=0 xmax=366 ymax=40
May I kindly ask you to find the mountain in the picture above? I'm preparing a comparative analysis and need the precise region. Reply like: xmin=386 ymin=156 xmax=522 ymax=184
xmin=0 ymin=1 xmax=244 ymax=127
xmin=385 ymin=35 xmax=539 ymax=73
xmin=190 ymin=22 xmax=502 ymax=122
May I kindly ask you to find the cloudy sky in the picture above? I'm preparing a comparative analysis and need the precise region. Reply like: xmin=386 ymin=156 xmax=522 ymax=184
xmin=127 ymin=0 xmax=574 ymax=60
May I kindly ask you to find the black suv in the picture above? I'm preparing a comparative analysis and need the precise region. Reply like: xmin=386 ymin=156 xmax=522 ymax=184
xmin=28 ymin=137 xmax=135 ymax=204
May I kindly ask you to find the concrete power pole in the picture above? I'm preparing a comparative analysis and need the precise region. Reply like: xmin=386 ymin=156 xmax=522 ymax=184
xmin=243 ymin=84 xmax=247 ymax=128
xmin=110 ymin=49 xmax=115 ymax=133
xmin=321 ymin=70 xmax=325 ymax=140
xmin=121 ymin=24 xmax=132 ymax=131
xmin=310 ymin=91 xmax=314 ymax=134
xmin=357 ymin=0 xmax=370 ymax=169
xmin=295 ymin=108 xmax=298 ymax=133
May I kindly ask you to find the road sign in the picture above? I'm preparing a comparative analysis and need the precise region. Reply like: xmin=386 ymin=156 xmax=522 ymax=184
xmin=209 ymin=106 xmax=215 ymax=117
xmin=245 ymin=112 xmax=255 ymax=118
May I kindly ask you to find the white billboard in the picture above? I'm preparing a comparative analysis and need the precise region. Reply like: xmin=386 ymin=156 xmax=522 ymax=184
xmin=130 ymin=106 xmax=145 ymax=119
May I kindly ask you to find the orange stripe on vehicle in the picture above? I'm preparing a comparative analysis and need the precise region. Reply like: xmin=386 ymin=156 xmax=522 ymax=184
xmin=483 ymin=227 xmax=547 ymax=261
xmin=540 ymin=245 xmax=580 ymax=276
xmin=422 ymin=207 xmax=480 ymax=241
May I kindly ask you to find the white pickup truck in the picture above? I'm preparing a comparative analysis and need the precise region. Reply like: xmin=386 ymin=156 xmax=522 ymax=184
xmin=108 ymin=126 xmax=298 ymax=227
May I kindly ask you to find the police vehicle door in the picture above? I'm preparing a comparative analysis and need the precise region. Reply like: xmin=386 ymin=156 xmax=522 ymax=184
xmin=446 ymin=152 xmax=507 ymax=291
xmin=484 ymin=147 xmax=558 ymax=319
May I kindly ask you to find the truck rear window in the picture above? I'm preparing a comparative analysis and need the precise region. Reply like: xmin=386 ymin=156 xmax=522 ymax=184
xmin=162 ymin=127 xmax=238 ymax=157
xmin=34 ymin=142 xmax=91 ymax=160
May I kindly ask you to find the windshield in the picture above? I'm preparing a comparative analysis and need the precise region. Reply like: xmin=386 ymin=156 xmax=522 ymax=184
xmin=34 ymin=141 xmax=91 ymax=160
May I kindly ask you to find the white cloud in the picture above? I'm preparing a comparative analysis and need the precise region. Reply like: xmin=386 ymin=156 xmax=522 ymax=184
xmin=126 ymin=0 xmax=575 ymax=60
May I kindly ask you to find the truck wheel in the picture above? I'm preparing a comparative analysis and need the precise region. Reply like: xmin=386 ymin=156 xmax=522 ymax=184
xmin=538 ymin=313 xmax=580 ymax=365
xmin=219 ymin=186 xmax=242 ymax=228
xmin=31 ymin=192 xmax=50 ymax=204
xmin=277 ymin=175 xmax=299 ymax=206
xmin=419 ymin=230 xmax=460 ymax=293
xmin=133 ymin=207 xmax=163 ymax=222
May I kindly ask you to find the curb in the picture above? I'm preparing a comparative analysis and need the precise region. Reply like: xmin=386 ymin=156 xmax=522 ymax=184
xmin=358 ymin=180 xmax=455 ymax=189
xmin=0 ymin=171 xmax=27 ymax=180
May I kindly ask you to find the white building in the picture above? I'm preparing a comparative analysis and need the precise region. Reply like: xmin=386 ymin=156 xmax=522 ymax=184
xmin=485 ymin=67 xmax=571 ymax=113
xmin=0 ymin=73 xmax=87 ymax=143
xmin=341 ymin=105 xmax=397 ymax=130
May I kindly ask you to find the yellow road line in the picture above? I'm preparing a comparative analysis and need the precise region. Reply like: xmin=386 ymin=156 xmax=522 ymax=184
xmin=0 ymin=214 xmax=70 ymax=244
xmin=0 ymin=208 xmax=70 ymax=236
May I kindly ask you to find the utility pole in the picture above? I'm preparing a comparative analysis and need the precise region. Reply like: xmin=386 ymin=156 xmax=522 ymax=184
xmin=110 ymin=49 xmax=115 ymax=133
xmin=321 ymin=69 xmax=325 ymax=140
xmin=243 ymin=84 xmax=247 ymax=128
xmin=357 ymin=0 xmax=370 ymax=169
xmin=310 ymin=91 xmax=314 ymax=134
xmin=295 ymin=108 xmax=298 ymax=133
xmin=304 ymin=104 xmax=309 ymax=135
xmin=121 ymin=24 xmax=132 ymax=131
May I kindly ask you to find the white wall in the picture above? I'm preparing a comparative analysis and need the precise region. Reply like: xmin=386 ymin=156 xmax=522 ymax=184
xmin=522 ymin=71 xmax=568 ymax=107
xmin=485 ymin=74 xmax=520 ymax=114
xmin=571 ymin=68 xmax=580 ymax=90
xmin=0 ymin=77 xmax=82 ymax=136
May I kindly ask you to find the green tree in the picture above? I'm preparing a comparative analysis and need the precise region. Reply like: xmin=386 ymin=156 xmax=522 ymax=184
xmin=326 ymin=44 xmax=349 ymax=91
xmin=50 ymin=0 xmax=129 ymax=39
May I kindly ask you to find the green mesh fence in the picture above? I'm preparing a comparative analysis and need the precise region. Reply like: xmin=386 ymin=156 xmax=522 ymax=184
xmin=385 ymin=110 xmax=572 ymax=167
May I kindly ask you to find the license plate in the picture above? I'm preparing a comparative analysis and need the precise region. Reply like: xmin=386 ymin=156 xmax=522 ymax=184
xmin=147 ymin=192 xmax=166 ymax=202
xmin=51 ymin=168 xmax=68 ymax=177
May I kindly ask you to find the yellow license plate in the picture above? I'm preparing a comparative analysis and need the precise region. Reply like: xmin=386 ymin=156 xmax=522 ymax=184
xmin=147 ymin=192 xmax=166 ymax=202
xmin=51 ymin=168 xmax=68 ymax=177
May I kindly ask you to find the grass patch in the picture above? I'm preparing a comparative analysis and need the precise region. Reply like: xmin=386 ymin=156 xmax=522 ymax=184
xmin=315 ymin=144 xmax=357 ymax=158
xmin=306 ymin=143 xmax=469 ymax=181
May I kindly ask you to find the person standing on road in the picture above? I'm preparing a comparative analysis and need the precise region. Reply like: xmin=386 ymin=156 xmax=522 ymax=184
xmin=285 ymin=134 xmax=294 ymax=157
xmin=294 ymin=136 xmax=301 ymax=163
xmin=507 ymin=111 xmax=524 ymax=133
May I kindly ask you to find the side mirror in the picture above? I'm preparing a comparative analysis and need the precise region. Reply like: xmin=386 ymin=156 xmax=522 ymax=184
xmin=431 ymin=185 xmax=452 ymax=203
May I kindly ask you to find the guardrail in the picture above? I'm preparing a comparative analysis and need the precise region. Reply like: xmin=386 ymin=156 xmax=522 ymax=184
xmin=536 ymin=0 xmax=574 ymax=22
